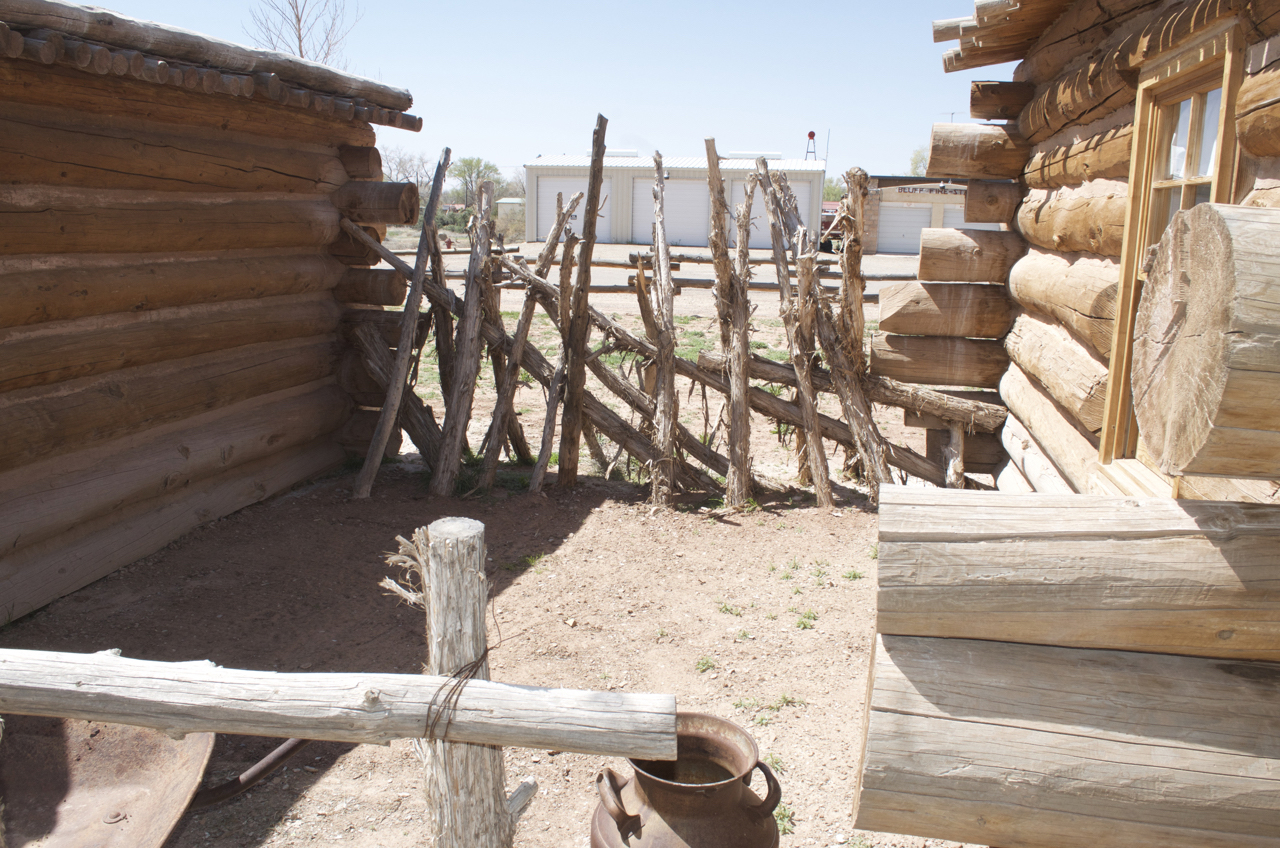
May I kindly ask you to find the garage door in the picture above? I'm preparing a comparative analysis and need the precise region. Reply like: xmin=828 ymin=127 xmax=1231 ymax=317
xmin=877 ymin=203 xmax=932 ymax=254
xmin=729 ymin=178 xmax=814 ymax=249
xmin=632 ymin=178 xmax=709 ymax=246
xmin=942 ymin=204 xmax=1003 ymax=231
xmin=536 ymin=177 xmax=611 ymax=243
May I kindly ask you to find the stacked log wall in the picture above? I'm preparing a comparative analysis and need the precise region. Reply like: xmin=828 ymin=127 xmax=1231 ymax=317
xmin=0 ymin=55 xmax=397 ymax=619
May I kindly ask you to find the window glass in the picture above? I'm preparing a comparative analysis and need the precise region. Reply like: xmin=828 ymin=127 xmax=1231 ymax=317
xmin=1164 ymin=98 xmax=1191 ymax=180
xmin=1196 ymin=87 xmax=1222 ymax=177
xmin=1193 ymin=182 xmax=1213 ymax=206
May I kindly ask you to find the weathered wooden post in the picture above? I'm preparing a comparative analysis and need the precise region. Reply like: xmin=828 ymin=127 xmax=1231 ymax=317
xmin=415 ymin=517 xmax=533 ymax=847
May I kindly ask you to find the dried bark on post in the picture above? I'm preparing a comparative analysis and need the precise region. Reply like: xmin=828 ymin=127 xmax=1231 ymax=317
xmin=838 ymin=168 xmax=869 ymax=364
xmin=558 ymin=114 xmax=608 ymax=488
xmin=944 ymin=422 xmax=966 ymax=488
xmin=350 ymin=147 xmax=451 ymax=499
xmin=353 ymin=323 xmax=443 ymax=470
xmin=429 ymin=230 xmax=457 ymax=405
xmin=479 ymin=251 xmax=532 ymax=468
xmin=648 ymin=153 xmax=678 ymax=505
xmin=529 ymin=233 xmax=578 ymax=494
xmin=408 ymin=517 xmax=531 ymax=847
xmin=757 ymin=159 xmax=832 ymax=507
xmin=705 ymin=138 xmax=752 ymax=508
xmin=430 ymin=181 xmax=494 ymax=497
xmin=534 ymin=192 xmax=584 ymax=278
xmin=478 ymin=289 xmax=537 ymax=490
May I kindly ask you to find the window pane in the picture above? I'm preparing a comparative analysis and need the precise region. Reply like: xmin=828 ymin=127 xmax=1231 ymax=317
xmin=1150 ymin=186 xmax=1180 ymax=244
xmin=1195 ymin=88 xmax=1222 ymax=177
xmin=1193 ymin=182 xmax=1213 ymax=207
xmin=1162 ymin=98 xmax=1192 ymax=180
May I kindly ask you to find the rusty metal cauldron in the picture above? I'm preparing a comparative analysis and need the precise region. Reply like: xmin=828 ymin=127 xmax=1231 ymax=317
xmin=591 ymin=712 xmax=781 ymax=848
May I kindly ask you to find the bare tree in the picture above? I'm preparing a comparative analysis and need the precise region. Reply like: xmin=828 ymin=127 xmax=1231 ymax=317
xmin=247 ymin=0 xmax=361 ymax=66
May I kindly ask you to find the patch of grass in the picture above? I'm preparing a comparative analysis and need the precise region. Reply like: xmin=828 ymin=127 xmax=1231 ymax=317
xmin=657 ymin=628 xmax=667 ymax=638
xmin=762 ymin=753 xmax=786 ymax=773
xmin=774 ymin=802 xmax=795 ymax=835
xmin=843 ymin=569 xmax=864 ymax=580
xmin=737 ymin=629 xmax=752 ymax=640
xmin=870 ymin=542 xmax=879 ymax=560
xmin=811 ymin=566 xmax=827 ymax=579
xmin=733 ymin=697 xmax=760 ymax=711
xmin=792 ymin=586 xmax=802 ymax=595
xmin=795 ymin=609 xmax=818 ymax=630
xmin=787 ymin=557 xmax=800 ymax=570
xmin=779 ymin=572 xmax=792 ymax=581
xmin=770 ymin=694 xmax=803 ymax=710
xmin=717 ymin=601 xmax=742 ymax=617
xmin=751 ymin=714 xmax=771 ymax=727
xmin=765 ymin=613 xmax=777 ymax=620
xmin=695 ymin=656 xmax=716 ymax=673
xmin=674 ymin=314 xmax=695 ymax=325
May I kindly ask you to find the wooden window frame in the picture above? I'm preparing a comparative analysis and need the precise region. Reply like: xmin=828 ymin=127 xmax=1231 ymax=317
xmin=1099 ymin=19 xmax=1246 ymax=463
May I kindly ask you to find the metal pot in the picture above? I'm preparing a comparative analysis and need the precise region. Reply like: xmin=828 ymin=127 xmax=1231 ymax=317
xmin=591 ymin=712 xmax=781 ymax=848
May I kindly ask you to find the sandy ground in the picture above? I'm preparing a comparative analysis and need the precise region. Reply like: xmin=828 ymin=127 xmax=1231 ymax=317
xmin=0 ymin=242 xmax=980 ymax=848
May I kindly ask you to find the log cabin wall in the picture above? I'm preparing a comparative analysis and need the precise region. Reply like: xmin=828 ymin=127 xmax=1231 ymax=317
xmin=0 ymin=5 xmax=422 ymax=621
xmin=921 ymin=0 xmax=1280 ymax=503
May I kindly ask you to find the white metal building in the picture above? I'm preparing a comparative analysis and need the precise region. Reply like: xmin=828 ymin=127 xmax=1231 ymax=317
xmin=524 ymin=153 xmax=826 ymax=249
xmin=868 ymin=179 xmax=1003 ymax=255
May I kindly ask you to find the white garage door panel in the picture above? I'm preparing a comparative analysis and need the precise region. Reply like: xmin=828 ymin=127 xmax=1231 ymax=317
xmin=878 ymin=203 xmax=932 ymax=254
xmin=536 ymin=177 xmax=611 ymax=243
xmin=942 ymin=205 xmax=1002 ymax=231
xmin=632 ymin=178 xmax=709 ymax=246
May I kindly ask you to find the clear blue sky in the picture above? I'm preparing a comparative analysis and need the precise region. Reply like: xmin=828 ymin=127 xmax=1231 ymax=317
xmin=97 ymin=1 xmax=1014 ymax=179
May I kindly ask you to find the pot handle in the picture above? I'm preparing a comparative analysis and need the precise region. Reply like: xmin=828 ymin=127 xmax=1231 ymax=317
xmin=746 ymin=761 xmax=782 ymax=821
xmin=595 ymin=768 xmax=641 ymax=839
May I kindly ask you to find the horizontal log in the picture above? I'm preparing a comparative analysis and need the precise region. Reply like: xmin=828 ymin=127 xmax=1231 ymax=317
xmin=0 ymin=60 xmax=375 ymax=147
xmin=0 ymin=335 xmax=339 ymax=475
xmin=871 ymin=334 xmax=1009 ymax=389
xmin=329 ymin=224 xmax=384 ymax=265
xmin=336 ymin=407 xmax=402 ymax=459
xmin=1015 ymin=179 xmax=1127 ymax=257
xmin=338 ymin=145 xmax=382 ymax=180
xmin=903 ymin=390 xmax=1003 ymax=432
xmin=0 ymin=101 xmax=348 ymax=193
xmin=0 ymin=293 xmax=340 ymax=393
xmin=1000 ymin=362 xmax=1099 ymax=492
xmin=1018 ymin=0 xmax=1159 ymax=85
xmin=962 ymin=179 xmax=1020 ymax=223
xmin=0 ymin=189 xmax=341 ymax=255
xmin=342 ymin=306 xmax=427 ymax=349
xmin=969 ymin=80 xmax=1035 ymax=120
xmin=1000 ymin=412 xmax=1073 ymax=493
xmin=696 ymin=351 xmax=1008 ymax=432
xmin=2 ymin=1 xmax=411 ymax=110
xmin=330 ymin=180 xmax=419 ymax=225
xmin=0 ymin=381 xmax=347 ymax=556
xmin=878 ymin=281 xmax=1013 ymax=339
xmin=1007 ymin=247 xmax=1117 ymax=359
xmin=0 ymin=647 xmax=676 ymax=759
xmin=1133 ymin=203 xmax=1280 ymax=478
xmin=1004 ymin=310 xmax=1109 ymax=433
xmin=926 ymin=122 xmax=1031 ymax=180
xmin=856 ymin=633 xmax=1280 ymax=846
xmin=994 ymin=457 xmax=1034 ymax=492
xmin=0 ymin=250 xmax=346 ymax=329
xmin=338 ymin=350 xmax=385 ymax=405
xmin=1024 ymin=113 xmax=1134 ymax=189
xmin=1238 ymin=62 xmax=1280 ymax=157
xmin=0 ymin=438 xmax=343 ymax=621
xmin=925 ymin=428 xmax=1005 ymax=473
xmin=1018 ymin=25 xmax=1140 ymax=144
xmin=918 ymin=227 xmax=1026 ymax=283
xmin=876 ymin=485 xmax=1280 ymax=659
xmin=333 ymin=268 xmax=408 ymax=306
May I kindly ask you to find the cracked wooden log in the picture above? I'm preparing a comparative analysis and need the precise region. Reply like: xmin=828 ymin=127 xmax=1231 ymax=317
xmin=559 ymin=115 xmax=608 ymax=488
xmin=648 ymin=153 xmax=679 ymax=505
xmin=878 ymin=281 xmax=1014 ymax=339
xmin=706 ymin=137 xmax=753 ymax=508
xmin=530 ymin=229 xmax=578 ymax=494
xmin=1004 ymin=310 xmax=1109 ymax=434
xmin=331 ymin=181 xmax=420 ymax=226
xmin=1014 ymin=179 xmax=1127 ymax=258
xmin=1000 ymin=363 xmax=1100 ymax=493
xmin=1000 ymin=413 xmax=1073 ymax=493
xmin=350 ymin=148 xmax=449 ymax=499
xmin=334 ymin=268 xmax=408 ymax=306
xmin=871 ymin=334 xmax=1009 ymax=389
xmin=917 ymin=228 xmax=1026 ymax=283
xmin=1007 ymin=248 xmax=1118 ymax=360
xmin=1023 ymin=109 xmax=1134 ymax=189
xmin=430 ymin=179 xmax=493 ymax=498
xmin=926 ymin=123 xmax=1031 ymax=180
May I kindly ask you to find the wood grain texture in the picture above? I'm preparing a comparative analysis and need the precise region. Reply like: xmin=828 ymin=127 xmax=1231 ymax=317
xmin=0 ymin=646 xmax=677 ymax=757
xmin=0 ymin=250 xmax=345 ymax=329
xmin=0 ymin=335 xmax=339 ymax=474
xmin=878 ymin=282 xmax=1013 ymax=339
xmin=1015 ymin=179 xmax=1128 ymax=256
xmin=876 ymin=486 xmax=1280 ymax=658
xmin=333 ymin=268 xmax=407 ymax=306
xmin=871 ymin=334 xmax=1009 ymax=388
xmin=1024 ymin=114 xmax=1134 ymax=189
xmin=0 ymin=293 xmax=339 ymax=393
xmin=924 ymin=428 xmax=1005 ymax=474
xmin=969 ymin=80 xmax=1035 ymax=120
xmin=1004 ymin=310 xmax=1109 ymax=433
xmin=1133 ymin=203 xmax=1280 ymax=478
xmin=918 ymin=228 xmax=1027 ymax=283
xmin=1019 ymin=0 xmax=1161 ymax=85
xmin=1007 ymin=247 xmax=1118 ymax=359
xmin=1000 ymin=412 xmax=1073 ymax=493
xmin=329 ymin=181 xmax=420 ymax=225
xmin=962 ymin=179 xmax=1021 ymax=223
xmin=0 ymin=439 xmax=343 ymax=621
xmin=926 ymin=123 xmax=1031 ymax=180
xmin=1238 ymin=62 xmax=1280 ymax=157
xmin=855 ymin=633 xmax=1280 ymax=847
xmin=0 ymin=381 xmax=347 ymax=556
xmin=1000 ymin=362 xmax=1099 ymax=492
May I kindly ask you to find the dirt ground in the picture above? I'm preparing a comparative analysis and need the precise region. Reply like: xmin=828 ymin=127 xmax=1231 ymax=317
xmin=0 ymin=242 xmax=979 ymax=848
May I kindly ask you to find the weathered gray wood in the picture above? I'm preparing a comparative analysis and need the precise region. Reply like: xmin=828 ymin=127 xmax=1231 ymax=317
xmin=352 ymin=148 xmax=450 ymax=499
xmin=943 ymin=422 xmax=965 ymax=487
xmin=1000 ymin=363 xmax=1098 ymax=492
xmin=1004 ymin=310 xmax=1109 ymax=434
xmin=706 ymin=138 xmax=752 ymax=508
xmin=994 ymin=457 xmax=1034 ymax=492
xmin=479 ymin=291 xmax=537 ymax=490
xmin=926 ymin=123 xmax=1030 ymax=180
xmin=1133 ymin=204 xmax=1280 ymax=479
xmin=649 ymin=154 xmax=678 ymax=504
xmin=530 ymin=230 xmax=579 ymax=493
xmin=559 ymin=115 xmax=608 ymax=488
xmin=1024 ymin=113 xmax=1133 ymax=189
xmin=963 ymin=179 xmax=1021 ymax=224
xmin=878 ymin=281 xmax=1013 ymax=339
xmin=1000 ymin=413 xmax=1073 ymax=493
xmin=969 ymin=80 xmax=1036 ymax=120
xmin=430 ymin=181 xmax=493 ymax=498
xmin=871 ymin=334 xmax=1008 ymax=389
xmin=917 ymin=227 xmax=1026 ymax=283
xmin=0 ymin=646 xmax=677 ymax=757
xmin=1007 ymin=247 xmax=1117 ymax=359
xmin=925 ymin=428 xmax=1004 ymax=476
xmin=352 ymin=323 xmax=442 ymax=470
xmin=855 ymin=633 xmax=1280 ymax=847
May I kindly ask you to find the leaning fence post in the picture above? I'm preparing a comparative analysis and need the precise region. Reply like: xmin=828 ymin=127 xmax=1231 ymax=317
xmin=417 ymin=517 xmax=534 ymax=847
